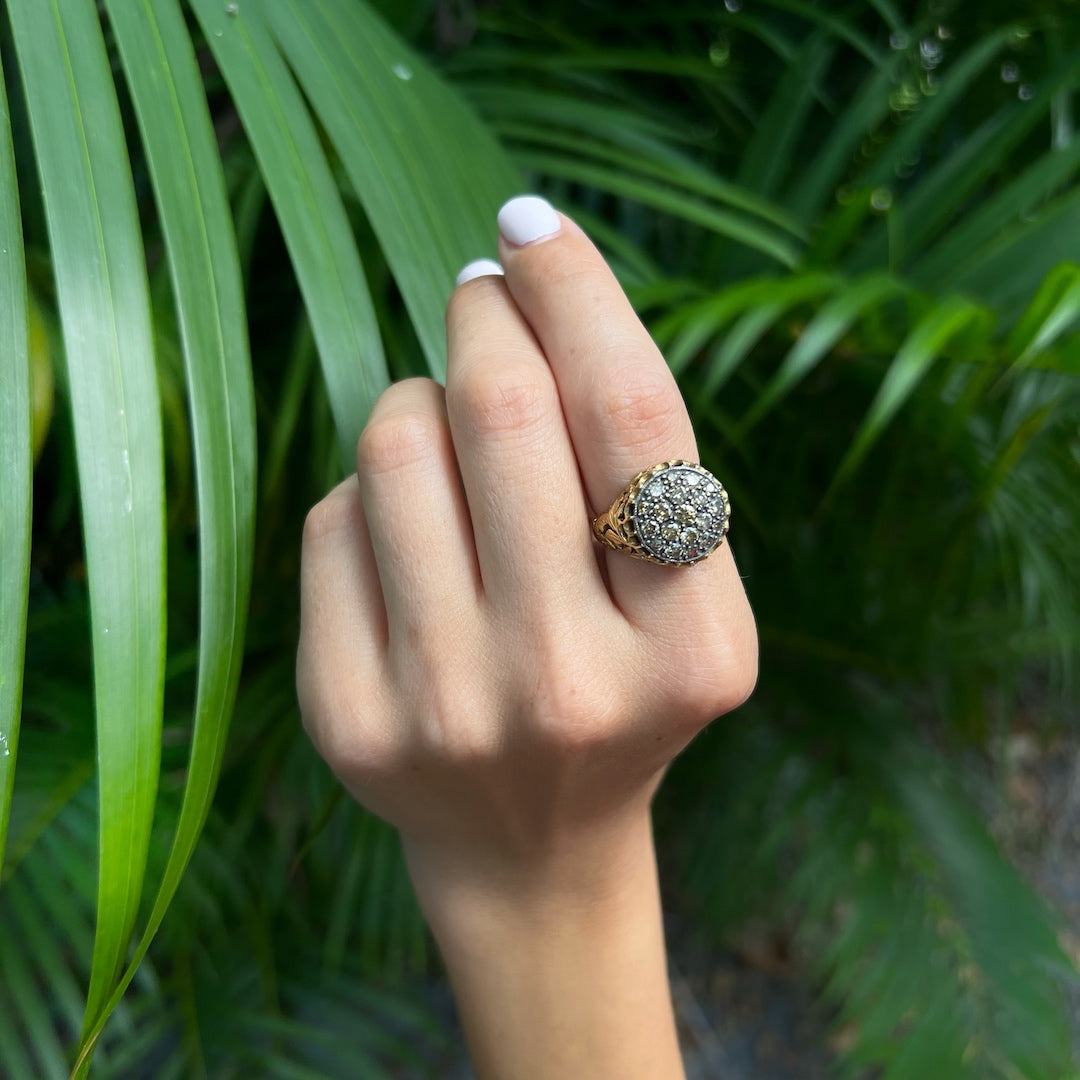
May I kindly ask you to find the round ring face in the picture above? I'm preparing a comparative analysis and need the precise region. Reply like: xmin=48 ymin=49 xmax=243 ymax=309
xmin=628 ymin=463 xmax=730 ymax=565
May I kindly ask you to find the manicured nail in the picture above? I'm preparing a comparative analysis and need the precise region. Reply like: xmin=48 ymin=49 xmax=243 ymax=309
xmin=497 ymin=195 xmax=561 ymax=247
xmin=455 ymin=258 xmax=504 ymax=286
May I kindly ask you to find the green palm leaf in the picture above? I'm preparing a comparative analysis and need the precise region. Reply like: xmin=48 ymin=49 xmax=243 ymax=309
xmin=785 ymin=49 xmax=906 ymax=225
xmin=738 ymin=33 xmax=835 ymax=203
xmin=71 ymin=0 xmax=257 ymax=1067
xmin=702 ymin=273 xmax=841 ymax=395
xmin=657 ymin=276 xmax=814 ymax=376
xmin=189 ymin=0 xmax=388 ymax=463
xmin=5 ymin=0 xmax=167 ymax=1042
xmin=515 ymin=151 xmax=802 ymax=268
xmin=470 ymin=88 xmax=803 ymax=238
xmin=741 ymin=272 xmax=909 ymax=430
xmin=261 ymin=0 xmax=521 ymax=380
xmin=862 ymin=28 xmax=1015 ymax=190
xmin=914 ymin=141 xmax=1080 ymax=290
xmin=0 ymin=882 xmax=70 ymax=1078
xmin=1004 ymin=262 xmax=1080 ymax=364
xmin=852 ymin=45 xmax=1080 ymax=272
xmin=832 ymin=296 xmax=993 ymax=488
xmin=0 ymin=50 xmax=30 ymax=875
xmin=956 ymin=190 xmax=1080 ymax=321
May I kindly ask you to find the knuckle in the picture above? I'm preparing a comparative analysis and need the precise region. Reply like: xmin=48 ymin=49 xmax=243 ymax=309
xmin=298 ymin=672 xmax=401 ymax=779
xmin=425 ymin=695 xmax=501 ymax=764
xmin=446 ymin=276 xmax=502 ymax=324
xmin=530 ymin=647 xmax=620 ymax=752
xmin=725 ymin=632 xmax=760 ymax=711
xmin=451 ymin=366 xmax=556 ymax=439
xmin=439 ymin=724 xmax=501 ymax=768
xmin=301 ymin=491 xmax=356 ymax=547
xmin=357 ymin=411 xmax=442 ymax=476
xmin=676 ymin=636 xmax=759 ymax=724
xmin=296 ymin=670 xmax=342 ymax=759
xmin=601 ymin=367 xmax=686 ymax=444
xmin=541 ymin=715 xmax=614 ymax=754
xmin=532 ymin=251 xmax=611 ymax=297
xmin=332 ymin=726 xmax=403 ymax=782
xmin=421 ymin=679 xmax=499 ymax=766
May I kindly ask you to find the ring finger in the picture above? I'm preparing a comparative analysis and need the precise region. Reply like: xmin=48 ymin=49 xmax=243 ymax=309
xmin=495 ymin=198 xmax=745 ymax=629
xmin=355 ymin=378 xmax=481 ymax=661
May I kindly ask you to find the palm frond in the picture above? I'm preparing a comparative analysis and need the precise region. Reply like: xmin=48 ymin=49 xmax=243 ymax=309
xmin=669 ymin=707 xmax=1076 ymax=1080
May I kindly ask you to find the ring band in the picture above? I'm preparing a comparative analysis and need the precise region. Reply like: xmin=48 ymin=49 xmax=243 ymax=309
xmin=591 ymin=460 xmax=730 ymax=566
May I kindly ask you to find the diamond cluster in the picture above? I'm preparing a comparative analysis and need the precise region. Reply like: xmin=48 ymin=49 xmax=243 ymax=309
xmin=629 ymin=464 xmax=728 ymax=565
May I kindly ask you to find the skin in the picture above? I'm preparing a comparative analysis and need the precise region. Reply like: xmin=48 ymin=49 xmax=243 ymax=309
xmin=297 ymin=205 xmax=758 ymax=1080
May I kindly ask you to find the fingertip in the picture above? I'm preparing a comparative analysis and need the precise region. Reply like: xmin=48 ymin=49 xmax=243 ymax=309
xmin=497 ymin=194 xmax=562 ymax=247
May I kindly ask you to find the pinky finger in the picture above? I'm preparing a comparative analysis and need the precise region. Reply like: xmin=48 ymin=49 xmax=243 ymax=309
xmin=297 ymin=475 xmax=387 ymax=731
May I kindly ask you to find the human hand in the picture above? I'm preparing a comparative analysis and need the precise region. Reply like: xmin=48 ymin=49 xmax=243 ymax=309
xmin=296 ymin=195 xmax=757 ymax=913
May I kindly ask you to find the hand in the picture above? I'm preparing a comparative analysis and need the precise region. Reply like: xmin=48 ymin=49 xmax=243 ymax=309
xmin=297 ymin=196 xmax=757 ymax=899
xmin=296 ymin=196 xmax=757 ymax=1079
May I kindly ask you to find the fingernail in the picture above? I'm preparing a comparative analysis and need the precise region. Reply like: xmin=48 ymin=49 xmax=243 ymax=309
xmin=497 ymin=195 xmax=561 ymax=247
xmin=455 ymin=258 xmax=504 ymax=286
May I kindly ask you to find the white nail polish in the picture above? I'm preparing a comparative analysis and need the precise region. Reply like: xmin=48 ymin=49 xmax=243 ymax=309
xmin=497 ymin=195 xmax=561 ymax=247
xmin=455 ymin=258 xmax=504 ymax=286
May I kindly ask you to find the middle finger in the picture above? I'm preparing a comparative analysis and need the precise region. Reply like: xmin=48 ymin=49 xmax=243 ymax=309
xmin=445 ymin=266 xmax=603 ymax=614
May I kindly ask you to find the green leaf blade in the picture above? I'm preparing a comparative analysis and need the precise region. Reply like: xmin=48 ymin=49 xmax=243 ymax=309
xmin=737 ymin=33 xmax=834 ymax=202
xmin=0 ymin=45 xmax=31 ymax=874
xmin=742 ymin=273 xmax=908 ymax=430
xmin=261 ymin=0 xmax=522 ymax=380
xmin=854 ymin=46 xmax=1080 ymax=273
xmin=0 ymin=878 xmax=74 ymax=1077
xmin=513 ymin=151 xmax=802 ymax=269
xmin=489 ymin=116 xmax=806 ymax=239
xmin=1004 ymin=262 xmax=1080 ymax=364
xmin=703 ymin=273 xmax=841 ymax=395
xmin=863 ymin=28 xmax=1015 ymax=190
xmin=190 ymin=0 xmax=390 ymax=461
xmin=71 ymin=0 xmax=258 ymax=1061
xmin=5 ymin=0 xmax=166 ymax=1040
xmin=914 ymin=141 xmax=1080 ymax=290
xmin=833 ymin=296 xmax=991 ymax=486
xmin=953 ymin=190 xmax=1080 ymax=322
xmin=788 ymin=52 xmax=907 ymax=224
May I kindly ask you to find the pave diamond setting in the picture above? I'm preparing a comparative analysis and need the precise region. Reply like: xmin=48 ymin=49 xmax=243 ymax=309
xmin=626 ymin=462 xmax=730 ymax=565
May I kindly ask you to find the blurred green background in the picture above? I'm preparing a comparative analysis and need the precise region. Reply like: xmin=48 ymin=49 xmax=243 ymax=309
xmin=2 ymin=1 xmax=1079 ymax=1077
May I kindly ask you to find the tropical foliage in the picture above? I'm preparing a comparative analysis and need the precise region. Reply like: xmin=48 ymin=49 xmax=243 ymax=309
xmin=1 ymin=0 xmax=1078 ymax=1076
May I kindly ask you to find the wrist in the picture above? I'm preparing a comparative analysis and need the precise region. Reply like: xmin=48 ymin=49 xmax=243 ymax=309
xmin=401 ymin=799 xmax=658 ymax=938
xmin=402 ymin=807 xmax=686 ymax=1080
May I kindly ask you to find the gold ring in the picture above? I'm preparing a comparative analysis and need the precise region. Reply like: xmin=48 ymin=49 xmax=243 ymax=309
xmin=591 ymin=460 xmax=730 ymax=566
